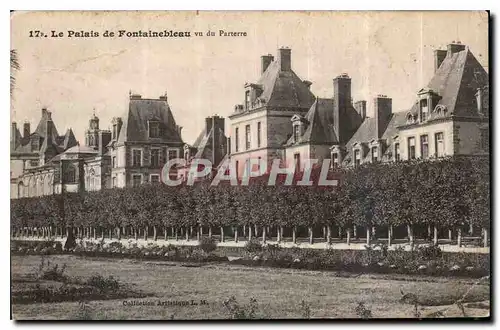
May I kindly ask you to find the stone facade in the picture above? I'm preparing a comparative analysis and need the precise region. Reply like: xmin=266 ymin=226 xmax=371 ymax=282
xmin=228 ymin=42 xmax=489 ymax=175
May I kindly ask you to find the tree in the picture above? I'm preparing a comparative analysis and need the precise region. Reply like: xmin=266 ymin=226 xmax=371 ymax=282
xmin=11 ymin=49 xmax=20 ymax=98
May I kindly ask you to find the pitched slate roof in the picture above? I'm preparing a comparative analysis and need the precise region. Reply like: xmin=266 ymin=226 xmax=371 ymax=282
xmin=285 ymin=98 xmax=338 ymax=146
xmin=232 ymin=54 xmax=316 ymax=115
xmin=192 ymin=126 xmax=228 ymax=166
xmin=12 ymin=110 xmax=77 ymax=155
xmin=408 ymin=48 xmax=488 ymax=118
xmin=257 ymin=60 xmax=316 ymax=109
xmin=34 ymin=110 xmax=60 ymax=141
xmin=342 ymin=112 xmax=407 ymax=165
xmin=117 ymin=98 xmax=183 ymax=144
xmin=64 ymin=144 xmax=98 ymax=154
xmin=11 ymin=127 xmax=22 ymax=149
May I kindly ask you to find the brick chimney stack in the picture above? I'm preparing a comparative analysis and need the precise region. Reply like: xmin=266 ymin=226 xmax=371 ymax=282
xmin=374 ymin=95 xmax=392 ymax=139
xmin=354 ymin=100 xmax=367 ymax=120
xmin=23 ymin=122 xmax=30 ymax=139
xmin=278 ymin=47 xmax=291 ymax=71
xmin=333 ymin=73 xmax=352 ymax=143
xmin=447 ymin=41 xmax=465 ymax=57
xmin=261 ymin=54 xmax=274 ymax=74
xmin=434 ymin=49 xmax=447 ymax=72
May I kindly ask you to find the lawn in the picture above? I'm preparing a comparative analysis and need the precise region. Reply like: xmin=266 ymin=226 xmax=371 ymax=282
xmin=11 ymin=255 xmax=490 ymax=320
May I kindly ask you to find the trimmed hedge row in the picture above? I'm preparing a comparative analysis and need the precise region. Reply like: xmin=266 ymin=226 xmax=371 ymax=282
xmin=11 ymin=157 xmax=490 ymax=245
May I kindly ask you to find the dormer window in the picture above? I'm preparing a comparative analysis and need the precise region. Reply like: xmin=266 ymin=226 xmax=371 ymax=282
xmin=331 ymin=153 xmax=339 ymax=169
xmin=149 ymin=120 xmax=160 ymax=138
xmin=417 ymin=88 xmax=441 ymax=122
xmin=293 ymin=124 xmax=300 ymax=143
xmin=245 ymin=90 xmax=250 ymax=110
xmin=371 ymin=146 xmax=378 ymax=162
xmin=420 ymin=99 xmax=429 ymax=121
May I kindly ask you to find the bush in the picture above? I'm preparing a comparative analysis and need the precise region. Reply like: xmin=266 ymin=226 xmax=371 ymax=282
xmin=245 ymin=238 xmax=262 ymax=253
xmin=222 ymin=296 xmax=259 ymax=319
xmin=417 ymin=244 xmax=442 ymax=261
xmin=198 ymin=236 xmax=217 ymax=253
xmin=35 ymin=257 xmax=67 ymax=282
xmin=355 ymin=302 xmax=372 ymax=319
xmin=85 ymin=274 xmax=120 ymax=292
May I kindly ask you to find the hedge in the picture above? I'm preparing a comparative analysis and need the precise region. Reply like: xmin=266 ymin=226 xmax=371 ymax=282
xmin=11 ymin=156 xmax=490 ymax=246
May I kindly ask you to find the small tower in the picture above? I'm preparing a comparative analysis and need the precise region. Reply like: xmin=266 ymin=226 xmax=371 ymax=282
xmin=85 ymin=109 xmax=100 ymax=149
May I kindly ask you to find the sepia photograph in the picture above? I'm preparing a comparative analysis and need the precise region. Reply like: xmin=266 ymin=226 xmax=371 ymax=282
xmin=9 ymin=10 xmax=490 ymax=320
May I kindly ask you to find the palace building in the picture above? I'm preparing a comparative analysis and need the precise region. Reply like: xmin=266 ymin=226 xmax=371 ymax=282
xmin=10 ymin=41 xmax=489 ymax=197
xmin=10 ymin=92 xmax=187 ymax=198
xmin=228 ymin=42 xmax=489 ymax=176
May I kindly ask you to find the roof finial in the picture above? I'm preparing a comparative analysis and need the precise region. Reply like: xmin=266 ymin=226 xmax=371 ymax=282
xmin=93 ymin=107 xmax=96 ymax=116
xmin=129 ymin=89 xmax=132 ymax=97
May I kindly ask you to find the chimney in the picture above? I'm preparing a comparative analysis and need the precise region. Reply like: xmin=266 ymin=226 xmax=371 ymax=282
xmin=447 ymin=41 xmax=465 ymax=57
xmin=98 ymin=131 xmax=112 ymax=156
xmin=303 ymin=80 xmax=312 ymax=90
xmin=23 ymin=121 xmax=30 ymax=139
xmin=42 ymin=108 xmax=49 ymax=117
xmin=374 ymin=95 xmax=392 ymax=139
xmin=176 ymin=125 xmax=183 ymax=137
xmin=261 ymin=54 xmax=274 ymax=74
xmin=11 ymin=122 xmax=18 ymax=149
xmin=333 ymin=73 xmax=352 ymax=143
xmin=434 ymin=49 xmax=447 ymax=72
xmin=46 ymin=117 xmax=54 ymax=145
xmin=278 ymin=47 xmax=291 ymax=71
xmin=159 ymin=91 xmax=168 ymax=101
xmin=112 ymin=117 xmax=123 ymax=140
xmin=354 ymin=100 xmax=367 ymax=120
xmin=130 ymin=93 xmax=142 ymax=100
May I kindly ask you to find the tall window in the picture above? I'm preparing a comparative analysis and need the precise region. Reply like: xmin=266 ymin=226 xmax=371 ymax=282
xmin=371 ymin=146 xmax=378 ymax=162
xmin=394 ymin=143 xmax=400 ymax=161
xmin=235 ymin=160 xmax=239 ymax=178
xmin=257 ymin=122 xmax=261 ymax=148
xmin=151 ymin=148 xmax=160 ymax=167
xmin=149 ymin=121 xmax=160 ymax=138
xmin=112 ymin=177 xmax=117 ymax=188
xmin=420 ymin=99 xmax=429 ymax=122
xmin=245 ymin=125 xmax=251 ymax=150
xmin=480 ymin=129 xmax=489 ymax=151
xmin=168 ymin=149 xmax=178 ymax=161
xmin=435 ymin=132 xmax=444 ymax=157
xmin=112 ymin=156 xmax=116 ymax=168
xmin=132 ymin=149 xmax=142 ymax=167
xmin=293 ymin=125 xmax=300 ymax=143
xmin=132 ymin=174 xmax=142 ymax=187
xmin=245 ymin=90 xmax=250 ymax=110
xmin=150 ymin=174 xmax=160 ymax=184
xmin=354 ymin=149 xmax=361 ymax=167
xmin=408 ymin=137 xmax=416 ymax=160
xmin=294 ymin=153 xmax=301 ymax=172
xmin=112 ymin=125 xmax=117 ymax=139
xmin=64 ymin=164 xmax=76 ymax=184
xmin=331 ymin=153 xmax=339 ymax=169
xmin=420 ymin=135 xmax=429 ymax=159
xmin=235 ymin=128 xmax=239 ymax=152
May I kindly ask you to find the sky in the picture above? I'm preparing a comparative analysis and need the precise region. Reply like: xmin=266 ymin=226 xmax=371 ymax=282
xmin=10 ymin=11 xmax=488 ymax=145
